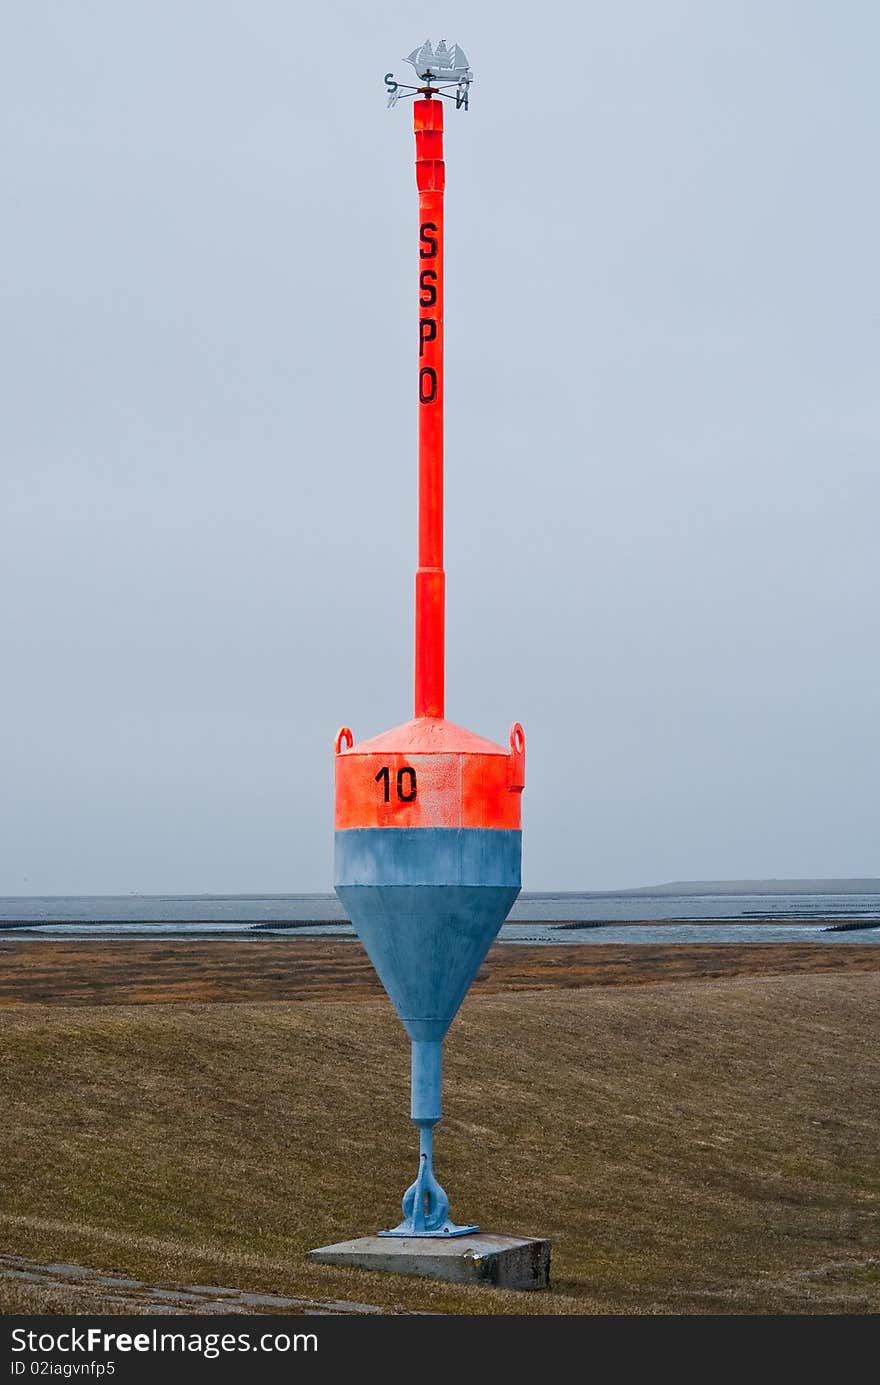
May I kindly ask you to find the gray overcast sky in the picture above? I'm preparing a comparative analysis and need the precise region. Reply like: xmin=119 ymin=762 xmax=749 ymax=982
xmin=2 ymin=2 xmax=878 ymax=894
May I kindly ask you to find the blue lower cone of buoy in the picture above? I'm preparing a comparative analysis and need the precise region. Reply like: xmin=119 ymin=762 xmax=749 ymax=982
xmin=335 ymin=826 xmax=521 ymax=1236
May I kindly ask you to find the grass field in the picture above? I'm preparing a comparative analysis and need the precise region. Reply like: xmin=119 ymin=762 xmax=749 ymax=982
xmin=0 ymin=941 xmax=878 ymax=1314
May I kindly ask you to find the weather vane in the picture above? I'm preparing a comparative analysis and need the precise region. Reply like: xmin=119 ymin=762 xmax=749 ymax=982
xmin=385 ymin=38 xmax=473 ymax=110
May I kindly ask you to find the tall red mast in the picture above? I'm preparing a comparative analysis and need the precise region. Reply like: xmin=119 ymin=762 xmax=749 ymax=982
xmin=414 ymin=96 xmax=445 ymax=719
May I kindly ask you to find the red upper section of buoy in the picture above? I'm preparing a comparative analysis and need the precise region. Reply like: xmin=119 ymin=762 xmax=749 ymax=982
xmin=335 ymin=718 xmax=525 ymax=830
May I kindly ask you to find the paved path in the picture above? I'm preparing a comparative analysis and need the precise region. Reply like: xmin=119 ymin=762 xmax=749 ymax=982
xmin=0 ymin=1253 xmax=393 ymax=1315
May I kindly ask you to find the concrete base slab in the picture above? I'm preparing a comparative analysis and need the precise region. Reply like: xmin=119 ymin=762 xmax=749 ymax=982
xmin=307 ymin=1233 xmax=550 ymax=1291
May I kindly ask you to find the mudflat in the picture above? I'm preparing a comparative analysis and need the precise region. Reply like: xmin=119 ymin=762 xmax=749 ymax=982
xmin=1 ymin=936 xmax=878 ymax=1007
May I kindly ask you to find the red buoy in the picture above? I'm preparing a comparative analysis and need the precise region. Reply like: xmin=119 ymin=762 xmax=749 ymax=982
xmin=333 ymin=48 xmax=524 ymax=1238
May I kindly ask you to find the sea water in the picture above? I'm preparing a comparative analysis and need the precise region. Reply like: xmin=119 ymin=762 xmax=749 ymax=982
xmin=0 ymin=892 xmax=878 ymax=943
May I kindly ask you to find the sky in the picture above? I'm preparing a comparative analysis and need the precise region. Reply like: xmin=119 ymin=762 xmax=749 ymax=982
xmin=1 ymin=2 xmax=878 ymax=894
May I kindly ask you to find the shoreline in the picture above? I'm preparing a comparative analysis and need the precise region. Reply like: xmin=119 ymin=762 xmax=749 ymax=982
xmin=2 ymin=916 xmax=878 ymax=947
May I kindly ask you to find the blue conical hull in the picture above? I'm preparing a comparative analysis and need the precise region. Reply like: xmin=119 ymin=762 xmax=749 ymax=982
xmin=335 ymin=827 xmax=521 ymax=1041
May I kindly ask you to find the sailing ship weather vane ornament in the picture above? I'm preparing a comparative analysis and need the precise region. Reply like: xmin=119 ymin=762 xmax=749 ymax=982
xmin=385 ymin=38 xmax=473 ymax=110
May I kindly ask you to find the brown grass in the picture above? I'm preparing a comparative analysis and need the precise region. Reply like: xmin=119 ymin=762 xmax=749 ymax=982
xmin=1 ymin=954 xmax=878 ymax=1314
xmin=1 ymin=937 xmax=878 ymax=1007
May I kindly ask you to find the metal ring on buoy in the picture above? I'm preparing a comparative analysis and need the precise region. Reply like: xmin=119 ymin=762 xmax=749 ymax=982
xmin=335 ymin=726 xmax=354 ymax=754
xmin=507 ymin=722 xmax=526 ymax=791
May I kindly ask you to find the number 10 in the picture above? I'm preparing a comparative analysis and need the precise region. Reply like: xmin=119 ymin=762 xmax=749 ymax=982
xmin=375 ymin=766 xmax=418 ymax=803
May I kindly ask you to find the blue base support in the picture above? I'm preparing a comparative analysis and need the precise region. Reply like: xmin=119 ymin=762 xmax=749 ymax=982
xmin=378 ymin=1040 xmax=478 ymax=1238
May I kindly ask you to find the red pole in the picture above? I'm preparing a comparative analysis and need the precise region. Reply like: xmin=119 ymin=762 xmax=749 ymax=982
xmin=414 ymin=97 xmax=445 ymax=720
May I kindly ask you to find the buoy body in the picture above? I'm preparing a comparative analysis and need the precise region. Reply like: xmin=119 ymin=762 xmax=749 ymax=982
xmin=335 ymin=717 xmax=525 ymax=1043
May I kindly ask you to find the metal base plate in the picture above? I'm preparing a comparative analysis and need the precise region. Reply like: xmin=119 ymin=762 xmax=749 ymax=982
xmin=378 ymin=1221 xmax=479 ymax=1239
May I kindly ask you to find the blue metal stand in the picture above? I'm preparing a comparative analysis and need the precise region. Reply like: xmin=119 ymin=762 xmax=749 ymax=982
xmin=379 ymin=1039 xmax=478 ymax=1238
